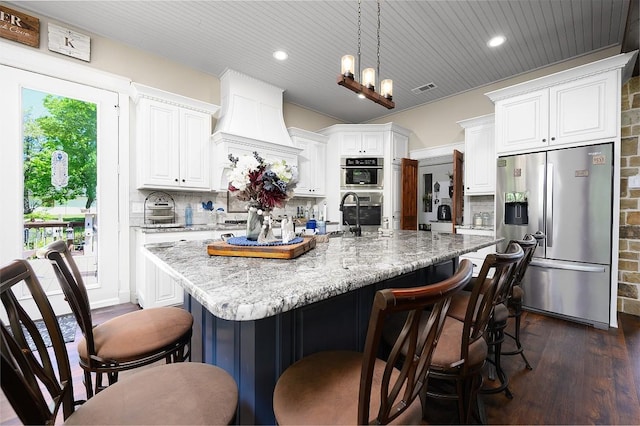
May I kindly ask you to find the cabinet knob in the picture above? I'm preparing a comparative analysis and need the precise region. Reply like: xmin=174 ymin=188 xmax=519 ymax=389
xmin=542 ymin=138 xmax=547 ymax=142
xmin=551 ymin=137 xmax=555 ymax=141
xmin=175 ymin=178 xmax=179 ymax=182
xmin=182 ymin=179 xmax=185 ymax=182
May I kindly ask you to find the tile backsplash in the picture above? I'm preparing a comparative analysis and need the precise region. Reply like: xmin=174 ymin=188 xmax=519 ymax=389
xmin=465 ymin=195 xmax=495 ymax=226
xmin=130 ymin=189 xmax=324 ymax=227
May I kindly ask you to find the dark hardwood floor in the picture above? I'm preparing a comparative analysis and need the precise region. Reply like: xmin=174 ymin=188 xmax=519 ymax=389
xmin=1 ymin=304 xmax=639 ymax=425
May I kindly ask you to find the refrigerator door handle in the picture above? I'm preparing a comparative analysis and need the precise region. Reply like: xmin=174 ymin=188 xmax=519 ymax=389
xmin=538 ymin=164 xmax=545 ymax=233
xmin=546 ymin=163 xmax=553 ymax=247
xmin=530 ymin=258 xmax=606 ymax=273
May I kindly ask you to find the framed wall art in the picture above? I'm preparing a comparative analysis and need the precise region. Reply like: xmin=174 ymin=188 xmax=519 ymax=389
xmin=227 ymin=193 xmax=248 ymax=213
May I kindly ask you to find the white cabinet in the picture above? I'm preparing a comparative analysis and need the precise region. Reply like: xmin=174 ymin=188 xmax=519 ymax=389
xmin=458 ymin=114 xmax=495 ymax=195
xmin=494 ymin=89 xmax=548 ymax=153
xmin=460 ymin=244 xmax=497 ymax=277
xmin=288 ymin=128 xmax=328 ymax=197
xmin=340 ymin=132 xmax=384 ymax=156
xmin=391 ymin=132 xmax=408 ymax=163
xmin=132 ymin=84 xmax=219 ymax=191
xmin=134 ymin=228 xmax=243 ymax=308
xmin=135 ymin=230 xmax=211 ymax=308
xmin=548 ymin=72 xmax=618 ymax=145
xmin=318 ymin=123 xmax=411 ymax=226
xmin=389 ymin=132 xmax=409 ymax=228
xmin=391 ymin=163 xmax=402 ymax=229
xmin=489 ymin=60 xmax=622 ymax=155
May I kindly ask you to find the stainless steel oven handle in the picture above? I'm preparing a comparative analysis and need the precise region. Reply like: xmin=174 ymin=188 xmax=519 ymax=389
xmin=341 ymin=166 xmax=384 ymax=169
xmin=342 ymin=203 xmax=381 ymax=207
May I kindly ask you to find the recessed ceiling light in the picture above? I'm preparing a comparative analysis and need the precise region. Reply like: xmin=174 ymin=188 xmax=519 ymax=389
xmin=273 ymin=50 xmax=288 ymax=60
xmin=487 ymin=35 xmax=506 ymax=48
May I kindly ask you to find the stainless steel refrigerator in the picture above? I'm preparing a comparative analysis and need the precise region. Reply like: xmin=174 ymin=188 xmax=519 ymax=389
xmin=496 ymin=143 xmax=613 ymax=329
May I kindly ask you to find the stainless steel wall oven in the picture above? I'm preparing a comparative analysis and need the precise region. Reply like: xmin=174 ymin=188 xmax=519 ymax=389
xmin=340 ymin=192 xmax=383 ymax=228
xmin=340 ymin=158 xmax=384 ymax=189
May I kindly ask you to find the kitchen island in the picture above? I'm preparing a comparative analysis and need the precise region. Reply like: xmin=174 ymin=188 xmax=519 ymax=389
xmin=145 ymin=231 xmax=500 ymax=424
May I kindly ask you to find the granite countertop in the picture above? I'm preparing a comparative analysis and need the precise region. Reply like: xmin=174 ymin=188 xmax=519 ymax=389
xmin=143 ymin=230 xmax=501 ymax=322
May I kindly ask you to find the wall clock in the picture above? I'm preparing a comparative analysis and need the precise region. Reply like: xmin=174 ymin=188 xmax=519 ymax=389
xmin=48 ymin=23 xmax=90 ymax=62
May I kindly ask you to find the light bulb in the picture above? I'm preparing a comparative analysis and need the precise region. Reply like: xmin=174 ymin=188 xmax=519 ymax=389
xmin=362 ymin=68 xmax=375 ymax=89
xmin=381 ymin=79 xmax=393 ymax=98
xmin=341 ymin=55 xmax=355 ymax=77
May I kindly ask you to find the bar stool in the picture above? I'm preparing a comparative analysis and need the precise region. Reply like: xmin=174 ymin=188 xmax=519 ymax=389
xmin=503 ymin=232 xmax=545 ymax=369
xmin=41 ymin=240 xmax=193 ymax=399
xmin=273 ymin=260 xmax=473 ymax=424
xmin=424 ymin=242 xmax=524 ymax=423
xmin=1 ymin=259 xmax=238 ymax=425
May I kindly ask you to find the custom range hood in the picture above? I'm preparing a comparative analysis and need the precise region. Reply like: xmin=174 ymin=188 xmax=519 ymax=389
xmin=212 ymin=69 xmax=301 ymax=191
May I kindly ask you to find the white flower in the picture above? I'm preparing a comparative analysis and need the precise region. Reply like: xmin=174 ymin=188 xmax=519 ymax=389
xmin=228 ymin=155 xmax=260 ymax=190
xmin=270 ymin=159 xmax=294 ymax=182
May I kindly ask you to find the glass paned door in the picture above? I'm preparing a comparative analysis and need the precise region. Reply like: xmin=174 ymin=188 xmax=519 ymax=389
xmin=1 ymin=65 xmax=120 ymax=318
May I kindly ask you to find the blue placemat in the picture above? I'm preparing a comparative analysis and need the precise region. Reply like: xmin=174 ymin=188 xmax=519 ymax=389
xmin=226 ymin=236 xmax=303 ymax=247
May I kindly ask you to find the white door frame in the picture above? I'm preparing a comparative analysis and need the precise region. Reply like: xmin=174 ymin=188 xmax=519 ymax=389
xmin=0 ymin=40 xmax=131 ymax=310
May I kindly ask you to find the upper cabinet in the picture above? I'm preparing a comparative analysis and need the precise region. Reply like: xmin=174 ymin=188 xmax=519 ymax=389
xmin=132 ymin=83 xmax=220 ymax=191
xmin=487 ymin=51 xmax=637 ymax=155
xmin=340 ymin=132 xmax=384 ymax=156
xmin=288 ymin=128 xmax=328 ymax=197
xmin=390 ymin=131 xmax=409 ymax=163
xmin=458 ymin=114 xmax=495 ymax=195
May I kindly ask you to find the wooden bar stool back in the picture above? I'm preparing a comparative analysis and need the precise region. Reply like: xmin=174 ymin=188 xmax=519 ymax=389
xmin=41 ymin=240 xmax=193 ymax=399
xmin=273 ymin=260 xmax=474 ymax=425
xmin=1 ymin=259 xmax=238 ymax=425
xmin=425 ymin=242 xmax=524 ymax=423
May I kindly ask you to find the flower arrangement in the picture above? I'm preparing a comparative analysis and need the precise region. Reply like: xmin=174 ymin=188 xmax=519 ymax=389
xmin=227 ymin=151 xmax=297 ymax=210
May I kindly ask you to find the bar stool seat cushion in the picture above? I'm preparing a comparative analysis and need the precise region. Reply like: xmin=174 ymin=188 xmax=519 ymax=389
xmin=77 ymin=307 xmax=193 ymax=362
xmin=64 ymin=362 xmax=238 ymax=425
xmin=273 ymin=351 xmax=422 ymax=425
xmin=511 ymin=285 xmax=524 ymax=302
xmin=493 ymin=303 xmax=509 ymax=323
xmin=430 ymin=317 xmax=488 ymax=372
xmin=447 ymin=290 xmax=487 ymax=324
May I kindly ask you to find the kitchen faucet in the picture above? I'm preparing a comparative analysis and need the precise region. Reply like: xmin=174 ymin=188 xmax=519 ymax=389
xmin=339 ymin=192 xmax=362 ymax=237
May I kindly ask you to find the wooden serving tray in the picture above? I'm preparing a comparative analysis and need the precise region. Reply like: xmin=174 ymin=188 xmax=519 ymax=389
xmin=207 ymin=237 xmax=316 ymax=259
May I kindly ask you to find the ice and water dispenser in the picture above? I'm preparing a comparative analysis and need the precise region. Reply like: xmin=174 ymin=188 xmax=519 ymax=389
xmin=504 ymin=191 xmax=528 ymax=225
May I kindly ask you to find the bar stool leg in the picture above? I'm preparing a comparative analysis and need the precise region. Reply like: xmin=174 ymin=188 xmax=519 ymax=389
xmin=503 ymin=300 xmax=533 ymax=370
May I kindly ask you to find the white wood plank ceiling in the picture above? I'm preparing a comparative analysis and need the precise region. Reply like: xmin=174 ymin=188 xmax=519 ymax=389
xmin=9 ymin=1 xmax=633 ymax=124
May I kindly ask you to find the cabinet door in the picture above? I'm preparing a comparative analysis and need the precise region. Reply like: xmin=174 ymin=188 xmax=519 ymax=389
xmin=495 ymin=89 xmax=549 ymax=154
xmin=139 ymin=99 xmax=180 ymax=188
xmin=392 ymin=132 xmax=408 ymax=162
xmin=361 ymin=132 xmax=384 ymax=156
xmin=295 ymin=139 xmax=326 ymax=196
xmin=340 ymin=133 xmax=361 ymax=156
xmin=143 ymin=255 xmax=184 ymax=308
xmin=294 ymin=139 xmax=313 ymax=194
xmin=549 ymin=72 xmax=617 ymax=145
xmin=312 ymin=140 xmax=327 ymax=196
xmin=464 ymin=122 xmax=495 ymax=194
xmin=180 ymin=109 xmax=211 ymax=190
xmin=391 ymin=163 xmax=402 ymax=229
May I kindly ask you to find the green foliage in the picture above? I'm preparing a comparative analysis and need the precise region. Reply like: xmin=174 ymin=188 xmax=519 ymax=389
xmin=23 ymin=95 xmax=97 ymax=211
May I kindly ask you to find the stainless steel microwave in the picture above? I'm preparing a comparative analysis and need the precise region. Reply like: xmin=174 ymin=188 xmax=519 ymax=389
xmin=340 ymin=158 xmax=384 ymax=189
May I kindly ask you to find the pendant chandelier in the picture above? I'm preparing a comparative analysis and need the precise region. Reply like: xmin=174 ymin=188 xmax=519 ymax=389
xmin=338 ymin=0 xmax=394 ymax=109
